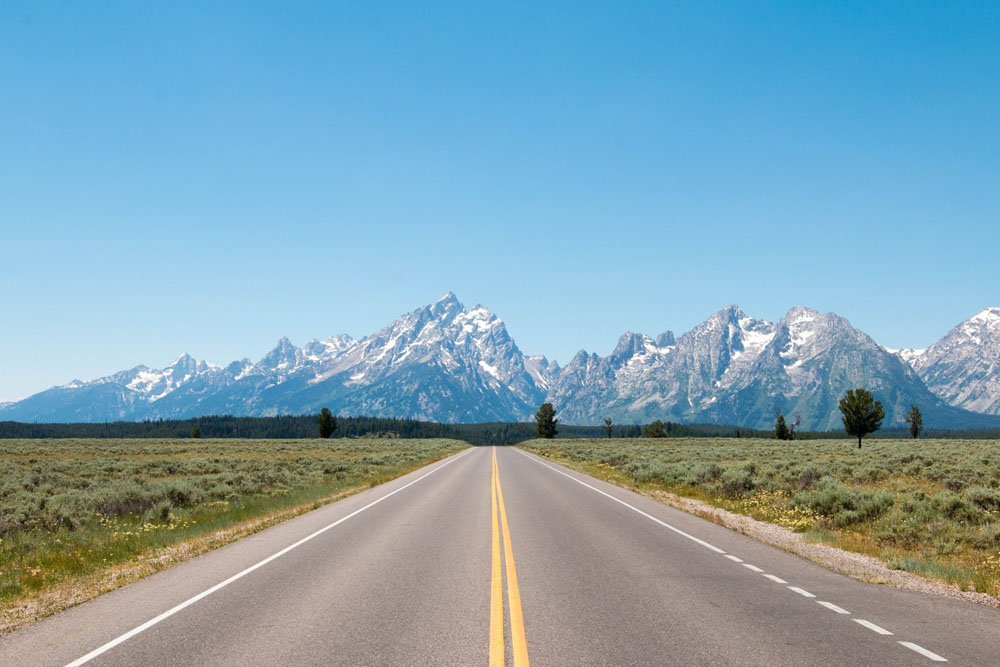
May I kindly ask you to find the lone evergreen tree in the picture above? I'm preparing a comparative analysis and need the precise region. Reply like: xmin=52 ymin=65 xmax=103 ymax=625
xmin=905 ymin=404 xmax=923 ymax=439
xmin=318 ymin=408 xmax=338 ymax=439
xmin=602 ymin=418 xmax=614 ymax=439
xmin=774 ymin=413 xmax=789 ymax=440
xmin=535 ymin=403 xmax=558 ymax=439
xmin=838 ymin=388 xmax=885 ymax=449
xmin=643 ymin=420 xmax=668 ymax=438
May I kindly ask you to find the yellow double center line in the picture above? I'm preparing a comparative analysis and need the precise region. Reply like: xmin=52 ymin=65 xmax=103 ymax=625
xmin=490 ymin=448 xmax=530 ymax=667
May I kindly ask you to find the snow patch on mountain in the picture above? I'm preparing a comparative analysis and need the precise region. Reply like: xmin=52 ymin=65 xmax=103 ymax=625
xmin=888 ymin=347 xmax=926 ymax=365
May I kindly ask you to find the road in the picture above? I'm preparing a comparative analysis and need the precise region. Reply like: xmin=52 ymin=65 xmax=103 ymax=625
xmin=2 ymin=446 xmax=998 ymax=666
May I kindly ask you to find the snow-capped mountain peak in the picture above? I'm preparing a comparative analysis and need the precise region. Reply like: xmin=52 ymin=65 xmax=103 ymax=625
xmin=255 ymin=337 xmax=304 ymax=375
xmin=779 ymin=306 xmax=826 ymax=362
xmin=962 ymin=307 xmax=1000 ymax=343
xmin=304 ymin=334 xmax=355 ymax=362
xmin=971 ymin=307 xmax=1000 ymax=324
xmin=524 ymin=355 xmax=558 ymax=390
xmin=227 ymin=358 xmax=254 ymax=379
xmin=428 ymin=290 xmax=463 ymax=319
xmin=655 ymin=331 xmax=676 ymax=347
xmin=890 ymin=347 xmax=926 ymax=365
xmin=610 ymin=331 xmax=659 ymax=363
xmin=905 ymin=307 xmax=1000 ymax=415
xmin=122 ymin=353 xmax=216 ymax=403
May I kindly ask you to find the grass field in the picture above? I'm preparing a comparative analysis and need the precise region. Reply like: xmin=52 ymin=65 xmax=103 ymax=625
xmin=520 ymin=437 xmax=1000 ymax=597
xmin=0 ymin=437 xmax=466 ymax=629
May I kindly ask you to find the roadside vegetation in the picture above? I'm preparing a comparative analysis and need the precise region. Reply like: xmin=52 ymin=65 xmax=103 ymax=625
xmin=0 ymin=437 xmax=465 ymax=631
xmin=520 ymin=437 xmax=1000 ymax=598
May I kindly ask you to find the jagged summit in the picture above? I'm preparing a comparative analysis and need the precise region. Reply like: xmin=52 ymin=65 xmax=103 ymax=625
xmin=974 ymin=306 xmax=1000 ymax=316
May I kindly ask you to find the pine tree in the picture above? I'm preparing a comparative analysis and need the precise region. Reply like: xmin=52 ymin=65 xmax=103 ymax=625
xmin=838 ymin=388 xmax=885 ymax=449
xmin=905 ymin=404 xmax=923 ymax=439
xmin=602 ymin=418 xmax=614 ymax=439
xmin=535 ymin=403 xmax=558 ymax=439
xmin=774 ymin=414 xmax=789 ymax=440
xmin=318 ymin=408 xmax=338 ymax=439
xmin=643 ymin=420 xmax=668 ymax=438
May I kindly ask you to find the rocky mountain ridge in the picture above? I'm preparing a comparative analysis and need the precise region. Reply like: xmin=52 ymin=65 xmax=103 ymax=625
xmin=3 ymin=294 xmax=998 ymax=430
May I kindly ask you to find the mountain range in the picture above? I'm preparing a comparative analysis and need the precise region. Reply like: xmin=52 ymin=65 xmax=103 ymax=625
xmin=3 ymin=293 xmax=999 ymax=430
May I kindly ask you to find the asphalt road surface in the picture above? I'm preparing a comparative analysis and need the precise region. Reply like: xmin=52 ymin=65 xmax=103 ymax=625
xmin=2 ymin=446 xmax=998 ymax=666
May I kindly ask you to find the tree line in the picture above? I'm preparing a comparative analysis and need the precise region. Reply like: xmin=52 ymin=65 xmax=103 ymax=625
xmin=4 ymin=397 xmax=998 ymax=445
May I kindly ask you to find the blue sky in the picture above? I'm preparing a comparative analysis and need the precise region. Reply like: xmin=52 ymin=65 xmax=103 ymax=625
xmin=2 ymin=1 xmax=998 ymax=401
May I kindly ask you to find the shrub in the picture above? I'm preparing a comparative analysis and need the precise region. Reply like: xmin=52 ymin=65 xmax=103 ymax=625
xmin=971 ymin=524 xmax=1000 ymax=549
xmin=719 ymin=469 xmax=755 ymax=497
xmin=793 ymin=477 xmax=893 ymax=527
xmin=625 ymin=460 xmax=670 ymax=485
xmin=964 ymin=486 xmax=1000 ymax=512
xmin=796 ymin=466 xmax=823 ymax=490
xmin=875 ymin=509 xmax=928 ymax=547
xmin=934 ymin=492 xmax=991 ymax=524
xmin=687 ymin=463 xmax=724 ymax=484
xmin=164 ymin=482 xmax=199 ymax=508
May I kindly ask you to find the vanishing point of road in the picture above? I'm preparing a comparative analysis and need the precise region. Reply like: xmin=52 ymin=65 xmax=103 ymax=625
xmin=2 ymin=446 xmax=997 ymax=666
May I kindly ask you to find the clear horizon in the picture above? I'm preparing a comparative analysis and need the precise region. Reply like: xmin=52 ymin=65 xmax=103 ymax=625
xmin=3 ymin=2 xmax=999 ymax=401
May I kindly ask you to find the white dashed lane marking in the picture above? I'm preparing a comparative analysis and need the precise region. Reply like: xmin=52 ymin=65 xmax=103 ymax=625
xmin=854 ymin=619 xmax=893 ymax=635
xmin=724 ymin=555 xmax=743 ymax=563
xmin=763 ymin=574 xmax=787 ymax=584
xmin=816 ymin=601 xmax=850 ymax=615
xmin=742 ymin=564 xmax=764 ymax=573
xmin=898 ymin=642 xmax=947 ymax=662
xmin=787 ymin=586 xmax=816 ymax=598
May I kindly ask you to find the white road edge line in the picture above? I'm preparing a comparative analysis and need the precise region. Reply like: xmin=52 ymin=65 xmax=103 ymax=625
xmin=725 ymin=555 xmax=744 ymax=562
xmin=515 ymin=449 xmax=726 ymax=554
xmin=763 ymin=574 xmax=788 ymax=584
xmin=63 ymin=448 xmax=475 ymax=667
xmin=898 ymin=641 xmax=947 ymax=662
xmin=816 ymin=600 xmax=849 ymax=614
xmin=854 ymin=619 xmax=893 ymax=635
xmin=742 ymin=564 xmax=764 ymax=573
xmin=787 ymin=586 xmax=816 ymax=598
